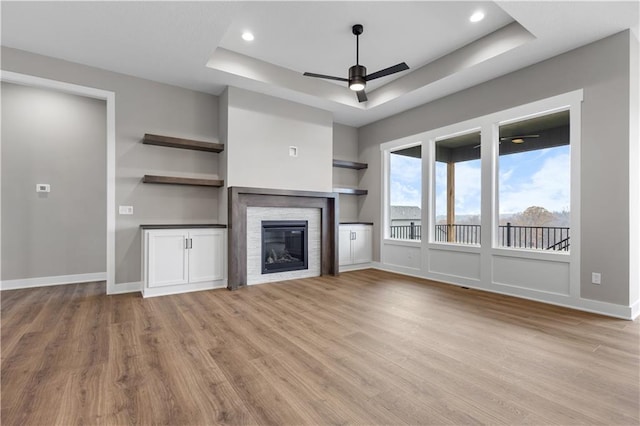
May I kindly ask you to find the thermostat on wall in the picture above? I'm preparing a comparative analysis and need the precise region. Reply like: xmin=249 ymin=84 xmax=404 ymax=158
xmin=36 ymin=184 xmax=50 ymax=193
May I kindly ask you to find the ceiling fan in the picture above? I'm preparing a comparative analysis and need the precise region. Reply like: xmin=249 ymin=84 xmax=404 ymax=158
xmin=303 ymin=24 xmax=409 ymax=103
xmin=500 ymin=134 xmax=540 ymax=144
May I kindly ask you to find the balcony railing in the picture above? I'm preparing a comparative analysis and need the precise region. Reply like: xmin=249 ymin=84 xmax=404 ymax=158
xmin=434 ymin=224 xmax=481 ymax=245
xmin=389 ymin=222 xmax=422 ymax=240
xmin=498 ymin=222 xmax=570 ymax=251
xmin=390 ymin=222 xmax=570 ymax=251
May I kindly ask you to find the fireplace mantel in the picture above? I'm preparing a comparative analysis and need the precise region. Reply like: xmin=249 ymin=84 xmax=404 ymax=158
xmin=227 ymin=187 xmax=339 ymax=290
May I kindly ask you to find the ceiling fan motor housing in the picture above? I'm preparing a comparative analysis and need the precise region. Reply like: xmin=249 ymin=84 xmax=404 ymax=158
xmin=349 ymin=65 xmax=366 ymax=89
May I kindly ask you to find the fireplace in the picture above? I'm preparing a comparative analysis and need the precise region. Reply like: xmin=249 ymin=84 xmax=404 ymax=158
xmin=262 ymin=220 xmax=308 ymax=274
xmin=228 ymin=187 xmax=338 ymax=289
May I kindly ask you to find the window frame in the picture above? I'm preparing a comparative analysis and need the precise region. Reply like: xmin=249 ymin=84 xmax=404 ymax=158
xmin=430 ymin=128 xmax=483 ymax=247
xmin=382 ymin=140 xmax=424 ymax=242
xmin=381 ymin=90 xmax=582 ymax=266
xmin=494 ymin=107 xmax=572 ymax=253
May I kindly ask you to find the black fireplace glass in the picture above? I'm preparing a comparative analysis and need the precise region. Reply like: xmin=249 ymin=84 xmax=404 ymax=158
xmin=261 ymin=220 xmax=308 ymax=274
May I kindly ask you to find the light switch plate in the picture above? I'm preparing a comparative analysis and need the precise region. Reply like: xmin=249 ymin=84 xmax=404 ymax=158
xmin=289 ymin=146 xmax=298 ymax=157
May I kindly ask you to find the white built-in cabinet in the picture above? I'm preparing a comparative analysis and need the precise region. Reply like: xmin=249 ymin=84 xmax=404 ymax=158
xmin=142 ymin=227 xmax=226 ymax=297
xmin=339 ymin=224 xmax=373 ymax=267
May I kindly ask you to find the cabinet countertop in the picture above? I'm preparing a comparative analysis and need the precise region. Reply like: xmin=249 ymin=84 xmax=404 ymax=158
xmin=340 ymin=222 xmax=374 ymax=225
xmin=140 ymin=224 xmax=227 ymax=229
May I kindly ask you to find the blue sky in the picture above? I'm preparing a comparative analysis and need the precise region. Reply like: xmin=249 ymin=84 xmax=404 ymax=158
xmin=390 ymin=145 xmax=570 ymax=215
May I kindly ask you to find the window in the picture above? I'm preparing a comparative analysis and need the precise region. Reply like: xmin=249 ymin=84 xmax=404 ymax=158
xmin=497 ymin=110 xmax=570 ymax=251
xmin=389 ymin=145 xmax=422 ymax=240
xmin=434 ymin=131 xmax=482 ymax=245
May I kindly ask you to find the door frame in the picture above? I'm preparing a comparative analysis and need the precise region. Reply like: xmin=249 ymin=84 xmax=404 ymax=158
xmin=0 ymin=70 xmax=116 ymax=294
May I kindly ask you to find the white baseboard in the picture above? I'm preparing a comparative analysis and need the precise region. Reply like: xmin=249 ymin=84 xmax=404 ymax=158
xmin=108 ymin=281 xmax=142 ymax=295
xmin=1 ymin=272 xmax=107 ymax=291
xmin=371 ymin=263 xmax=635 ymax=320
xmin=370 ymin=262 xmax=424 ymax=280
xmin=629 ymin=298 xmax=639 ymax=320
xmin=339 ymin=262 xmax=374 ymax=273
xmin=142 ymin=280 xmax=226 ymax=298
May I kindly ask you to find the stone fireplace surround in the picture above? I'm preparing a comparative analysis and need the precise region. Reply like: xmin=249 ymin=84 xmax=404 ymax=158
xmin=247 ymin=207 xmax=320 ymax=285
xmin=228 ymin=187 xmax=339 ymax=290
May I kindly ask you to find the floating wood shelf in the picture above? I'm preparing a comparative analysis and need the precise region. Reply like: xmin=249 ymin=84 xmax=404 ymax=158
xmin=334 ymin=187 xmax=368 ymax=195
xmin=143 ymin=175 xmax=224 ymax=187
xmin=332 ymin=159 xmax=368 ymax=170
xmin=143 ymin=134 xmax=224 ymax=153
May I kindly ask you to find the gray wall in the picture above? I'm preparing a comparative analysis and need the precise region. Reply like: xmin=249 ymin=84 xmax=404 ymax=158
xmin=332 ymin=123 xmax=360 ymax=222
xmin=225 ymin=87 xmax=333 ymax=193
xmin=629 ymin=31 xmax=639 ymax=307
xmin=1 ymin=47 xmax=220 ymax=286
xmin=1 ymin=82 xmax=106 ymax=280
xmin=358 ymin=31 xmax=633 ymax=306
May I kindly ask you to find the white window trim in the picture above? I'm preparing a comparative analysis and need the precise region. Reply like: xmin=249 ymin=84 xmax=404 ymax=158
xmin=428 ymin=127 xmax=482 ymax=246
xmin=381 ymin=89 xmax=583 ymax=296
xmin=381 ymin=138 xmax=423 ymax=242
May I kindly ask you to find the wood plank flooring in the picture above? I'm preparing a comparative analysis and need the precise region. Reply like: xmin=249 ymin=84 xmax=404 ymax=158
xmin=2 ymin=269 xmax=639 ymax=425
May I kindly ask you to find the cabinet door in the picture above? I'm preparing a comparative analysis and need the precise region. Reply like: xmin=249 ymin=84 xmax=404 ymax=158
xmin=189 ymin=229 xmax=225 ymax=283
xmin=339 ymin=226 xmax=354 ymax=266
xmin=148 ymin=230 xmax=189 ymax=287
xmin=351 ymin=226 xmax=373 ymax=264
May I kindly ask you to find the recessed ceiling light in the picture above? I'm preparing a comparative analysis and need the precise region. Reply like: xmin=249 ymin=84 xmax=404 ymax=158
xmin=242 ymin=31 xmax=254 ymax=41
xmin=469 ymin=11 xmax=485 ymax=23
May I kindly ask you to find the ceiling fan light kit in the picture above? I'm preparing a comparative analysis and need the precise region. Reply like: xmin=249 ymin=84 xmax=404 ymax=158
xmin=349 ymin=65 xmax=366 ymax=91
xmin=304 ymin=24 xmax=410 ymax=103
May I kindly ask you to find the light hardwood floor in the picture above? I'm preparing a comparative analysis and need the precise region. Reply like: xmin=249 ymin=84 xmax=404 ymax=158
xmin=2 ymin=269 xmax=639 ymax=425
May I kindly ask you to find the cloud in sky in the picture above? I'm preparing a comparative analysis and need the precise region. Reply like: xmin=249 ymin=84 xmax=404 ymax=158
xmin=499 ymin=147 xmax=570 ymax=214
xmin=390 ymin=154 xmax=421 ymax=207
xmin=435 ymin=160 xmax=481 ymax=216
xmin=391 ymin=145 xmax=570 ymax=215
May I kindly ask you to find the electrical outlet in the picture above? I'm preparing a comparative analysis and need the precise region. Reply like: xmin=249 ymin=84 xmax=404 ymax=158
xmin=119 ymin=205 xmax=134 ymax=215
xmin=36 ymin=184 xmax=50 ymax=193
xmin=591 ymin=272 xmax=601 ymax=285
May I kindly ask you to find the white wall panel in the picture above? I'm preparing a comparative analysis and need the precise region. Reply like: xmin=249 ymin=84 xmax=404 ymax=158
xmin=382 ymin=243 xmax=421 ymax=270
xmin=428 ymin=249 xmax=481 ymax=280
xmin=492 ymin=255 xmax=570 ymax=295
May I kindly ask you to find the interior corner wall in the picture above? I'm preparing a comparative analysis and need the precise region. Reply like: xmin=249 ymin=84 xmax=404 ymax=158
xmin=225 ymin=86 xmax=333 ymax=193
xmin=1 ymin=82 xmax=106 ymax=280
xmin=333 ymin=123 xmax=360 ymax=222
xmin=1 ymin=47 xmax=220 ymax=287
xmin=358 ymin=30 xmax=633 ymax=307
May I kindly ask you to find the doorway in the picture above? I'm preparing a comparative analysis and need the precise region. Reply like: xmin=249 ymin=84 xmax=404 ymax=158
xmin=0 ymin=71 xmax=115 ymax=293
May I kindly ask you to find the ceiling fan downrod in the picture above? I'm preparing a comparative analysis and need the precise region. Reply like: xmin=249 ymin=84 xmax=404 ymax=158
xmin=349 ymin=24 xmax=366 ymax=91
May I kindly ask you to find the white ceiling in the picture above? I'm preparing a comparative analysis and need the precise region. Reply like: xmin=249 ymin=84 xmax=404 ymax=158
xmin=1 ymin=1 xmax=638 ymax=127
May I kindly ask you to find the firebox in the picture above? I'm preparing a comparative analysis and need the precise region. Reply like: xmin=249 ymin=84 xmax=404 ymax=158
xmin=261 ymin=220 xmax=308 ymax=274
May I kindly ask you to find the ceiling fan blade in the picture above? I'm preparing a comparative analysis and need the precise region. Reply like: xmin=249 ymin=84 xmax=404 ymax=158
xmin=500 ymin=134 xmax=540 ymax=141
xmin=356 ymin=90 xmax=368 ymax=103
xmin=303 ymin=72 xmax=348 ymax=82
xmin=365 ymin=62 xmax=409 ymax=81
xmin=474 ymin=141 xmax=502 ymax=148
